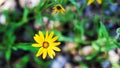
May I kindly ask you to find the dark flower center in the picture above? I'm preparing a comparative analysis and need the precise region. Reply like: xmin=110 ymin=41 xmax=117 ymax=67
xmin=56 ymin=6 xmax=61 ymax=10
xmin=43 ymin=41 xmax=49 ymax=48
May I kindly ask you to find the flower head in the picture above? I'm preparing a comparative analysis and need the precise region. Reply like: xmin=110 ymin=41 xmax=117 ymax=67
xmin=32 ymin=31 xmax=61 ymax=59
xmin=97 ymin=0 xmax=102 ymax=4
xmin=53 ymin=4 xmax=65 ymax=14
xmin=87 ymin=0 xmax=102 ymax=5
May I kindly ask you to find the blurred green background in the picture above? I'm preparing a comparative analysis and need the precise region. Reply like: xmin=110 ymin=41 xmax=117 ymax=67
xmin=0 ymin=0 xmax=120 ymax=68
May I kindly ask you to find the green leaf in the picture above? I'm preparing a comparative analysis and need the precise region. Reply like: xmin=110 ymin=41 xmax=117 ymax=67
xmin=15 ymin=64 xmax=21 ymax=68
xmin=111 ymin=62 xmax=120 ymax=68
xmin=9 ymin=35 xmax=16 ymax=45
xmin=79 ymin=62 xmax=89 ymax=68
xmin=54 ymin=30 xmax=74 ymax=42
xmin=20 ymin=55 xmax=29 ymax=65
xmin=114 ymin=42 xmax=120 ymax=48
xmin=116 ymin=28 xmax=120 ymax=34
xmin=34 ymin=57 xmax=51 ymax=67
xmin=35 ymin=12 xmax=43 ymax=25
xmin=98 ymin=22 xmax=109 ymax=38
xmin=2 ymin=27 xmax=16 ymax=45
xmin=15 ymin=55 xmax=29 ymax=68
xmin=69 ymin=0 xmax=79 ymax=9
xmin=36 ymin=0 xmax=45 ymax=10
xmin=12 ymin=6 xmax=29 ymax=27
xmin=5 ymin=48 xmax=11 ymax=61
xmin=12 ymin=43 xmax=38 ymax=53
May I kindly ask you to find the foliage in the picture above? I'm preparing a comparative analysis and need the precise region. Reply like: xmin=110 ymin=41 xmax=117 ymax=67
xmin=0 ymin=0 xmax=120 ymax=68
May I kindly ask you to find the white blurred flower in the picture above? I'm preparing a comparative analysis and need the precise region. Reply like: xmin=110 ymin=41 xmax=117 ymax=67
xmin=108 ymin=50 xmax=119 ymax=62
xmin=63 ymin=42 xmax=77 ymax=52
xmin=0 ymin=0 xmax=16 ymax=12
xmin=54 ymin=21 xmax=60 ymax=27
xmin=73 ymin=55 xmax=82 ymax=62
xmin=64 ymin=63 xmax=73 ymax=68
xmin=0 ymin=14 xmax=6 ymax=25
xmin=48 ymin=20 xmax=54 ymax=29
xmin=19 ymin=0 xmax=40 ymax=8
xmin=34 ymin=21 xmax=41 ymax=30
xmin=43 ymin=17 xmax=48 ymax=24
xmin=81 ymin=46 xmax=93 ymax=56
xmin=51 ymin=56 xmax=67 ymax=68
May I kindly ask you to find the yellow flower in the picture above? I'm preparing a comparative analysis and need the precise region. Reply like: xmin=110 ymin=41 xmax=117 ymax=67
xmin=87 ymin=0 xmax=102 ymax=5
xmin=97 ymin=0 xmax=102 ymax=4
xmin=53 ymin=4 xmax=65 ymax=14
xmin=87 ymin=0 xmax=94 ymax=5
xmin=32 ymin=31 xmax=61 ymax=59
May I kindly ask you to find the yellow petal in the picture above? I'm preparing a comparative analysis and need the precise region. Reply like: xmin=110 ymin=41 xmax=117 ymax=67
xmin=48 ymin=48 xmax=56 ymax=56
xmin=51 ymin=36 xmax=59 ymax=42
xmin=61 ymin=11 xmax=65 ymax=14
xmin=42 ymin=49 xmax=47 ymax=59
xmin=48 ymin=50 xmax=54 ymax=59
xmin=53 ymin=6 xmax=56 ymax=9
xmin=38 ymin=31 xmax=44 ymax=41
xmin=51 ymin=50 xmax=55 ymax=56
xmin=53 ymin=47 xmax=61 ymax=51
xmin=48 ymin=31 xmax=54 ymax=39
xmin=87 ymin=0 xmax=94 ymax=5
xmin=32 ymin=43 xmax=42 ymax=47
xmin=48 ymin=47 xmax=56 ymax=56
xmin=36 ymin=47 xmax=44 ymax=57
xmin=45 ymin=31 xmax=49 ymax=41
xmin=62 ymin=8 xmax=65 ymax=12
xmin=34 ymin=34 xmax=43 ymax=44
xmin=97 ymin=0 xmax=102 ymax=4
xmin=45 ymin=31 xmax=49 ymax=39
xmin=61 ymin=9 xmax=65 ymax=14
xmin=52 ymin=42 xmax=61 ymax=46
xmin=53 ymin=9 xmax=59 ymax=14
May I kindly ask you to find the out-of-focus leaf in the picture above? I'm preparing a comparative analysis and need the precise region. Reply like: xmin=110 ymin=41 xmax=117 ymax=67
xmin=86 ymin=42 xmax=101 ymax=60
xmin=86 ymin=51 xmax=98 ymax=60
xmin=22 ymin=6 xmax=29 ymax=22
xmin=79 ymin=62 xmax=89 ymax=68
xmin=92 ymin=42 xmax=100 ymax=51
xmin=57 ymin=10 xmax=74 ymax=23
xmin=15 ymin=55 xmax=29 ymax=68
xmin=12 ymin=6 xmax=29 ymax=27
xmin=20 ymin=55 xmax=29 ymax=65
xmin=12 ymin=43 xmax=38 ymax=53
xmin=35 ymin=12 xmax=43 ymax=25
xmin=102 ymin=40 xmax=118 ymax=51
xmin=15 ymin=64 xmax=21 ymax=68
xmin=69 ymin=0 xmax=79 ymax=9
xmin=34 ymin=57 xmax=51 ymax=67
xmin=0 ymin=25 xmax=7 ymax=32
xmin=3 ymin=27 xmax=16 ymax=45
xmin=36 ymin=0 xmax=45 ymax=10
xmin=98 ymin=22 xmax=109 ymax=38
xmin=114 ymin=42 xmax=120 ymax=48
xmin=5 ymin=47 xmax=11 ymax=61
xmin=54 ymin=30 xmax=74 ymax=42
xmin=111 ymin=62 xmax=120 ymax=68
xmin=116 ymin=28 xmax=120 ymax=34
xmin=73 ymin=20 xmax=85 ymax=42
xmin=94 ymin=15 xmax=100 ymax=23
xmin=42 ymin=2 xmax=56 ymax=11
xmin=0 ymin=44 xmax=4 ymax=50
xmin=9 ymin=35 xmax=16 ymax=45
xmin=24 ymin=25 xmax=34 ymax=41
